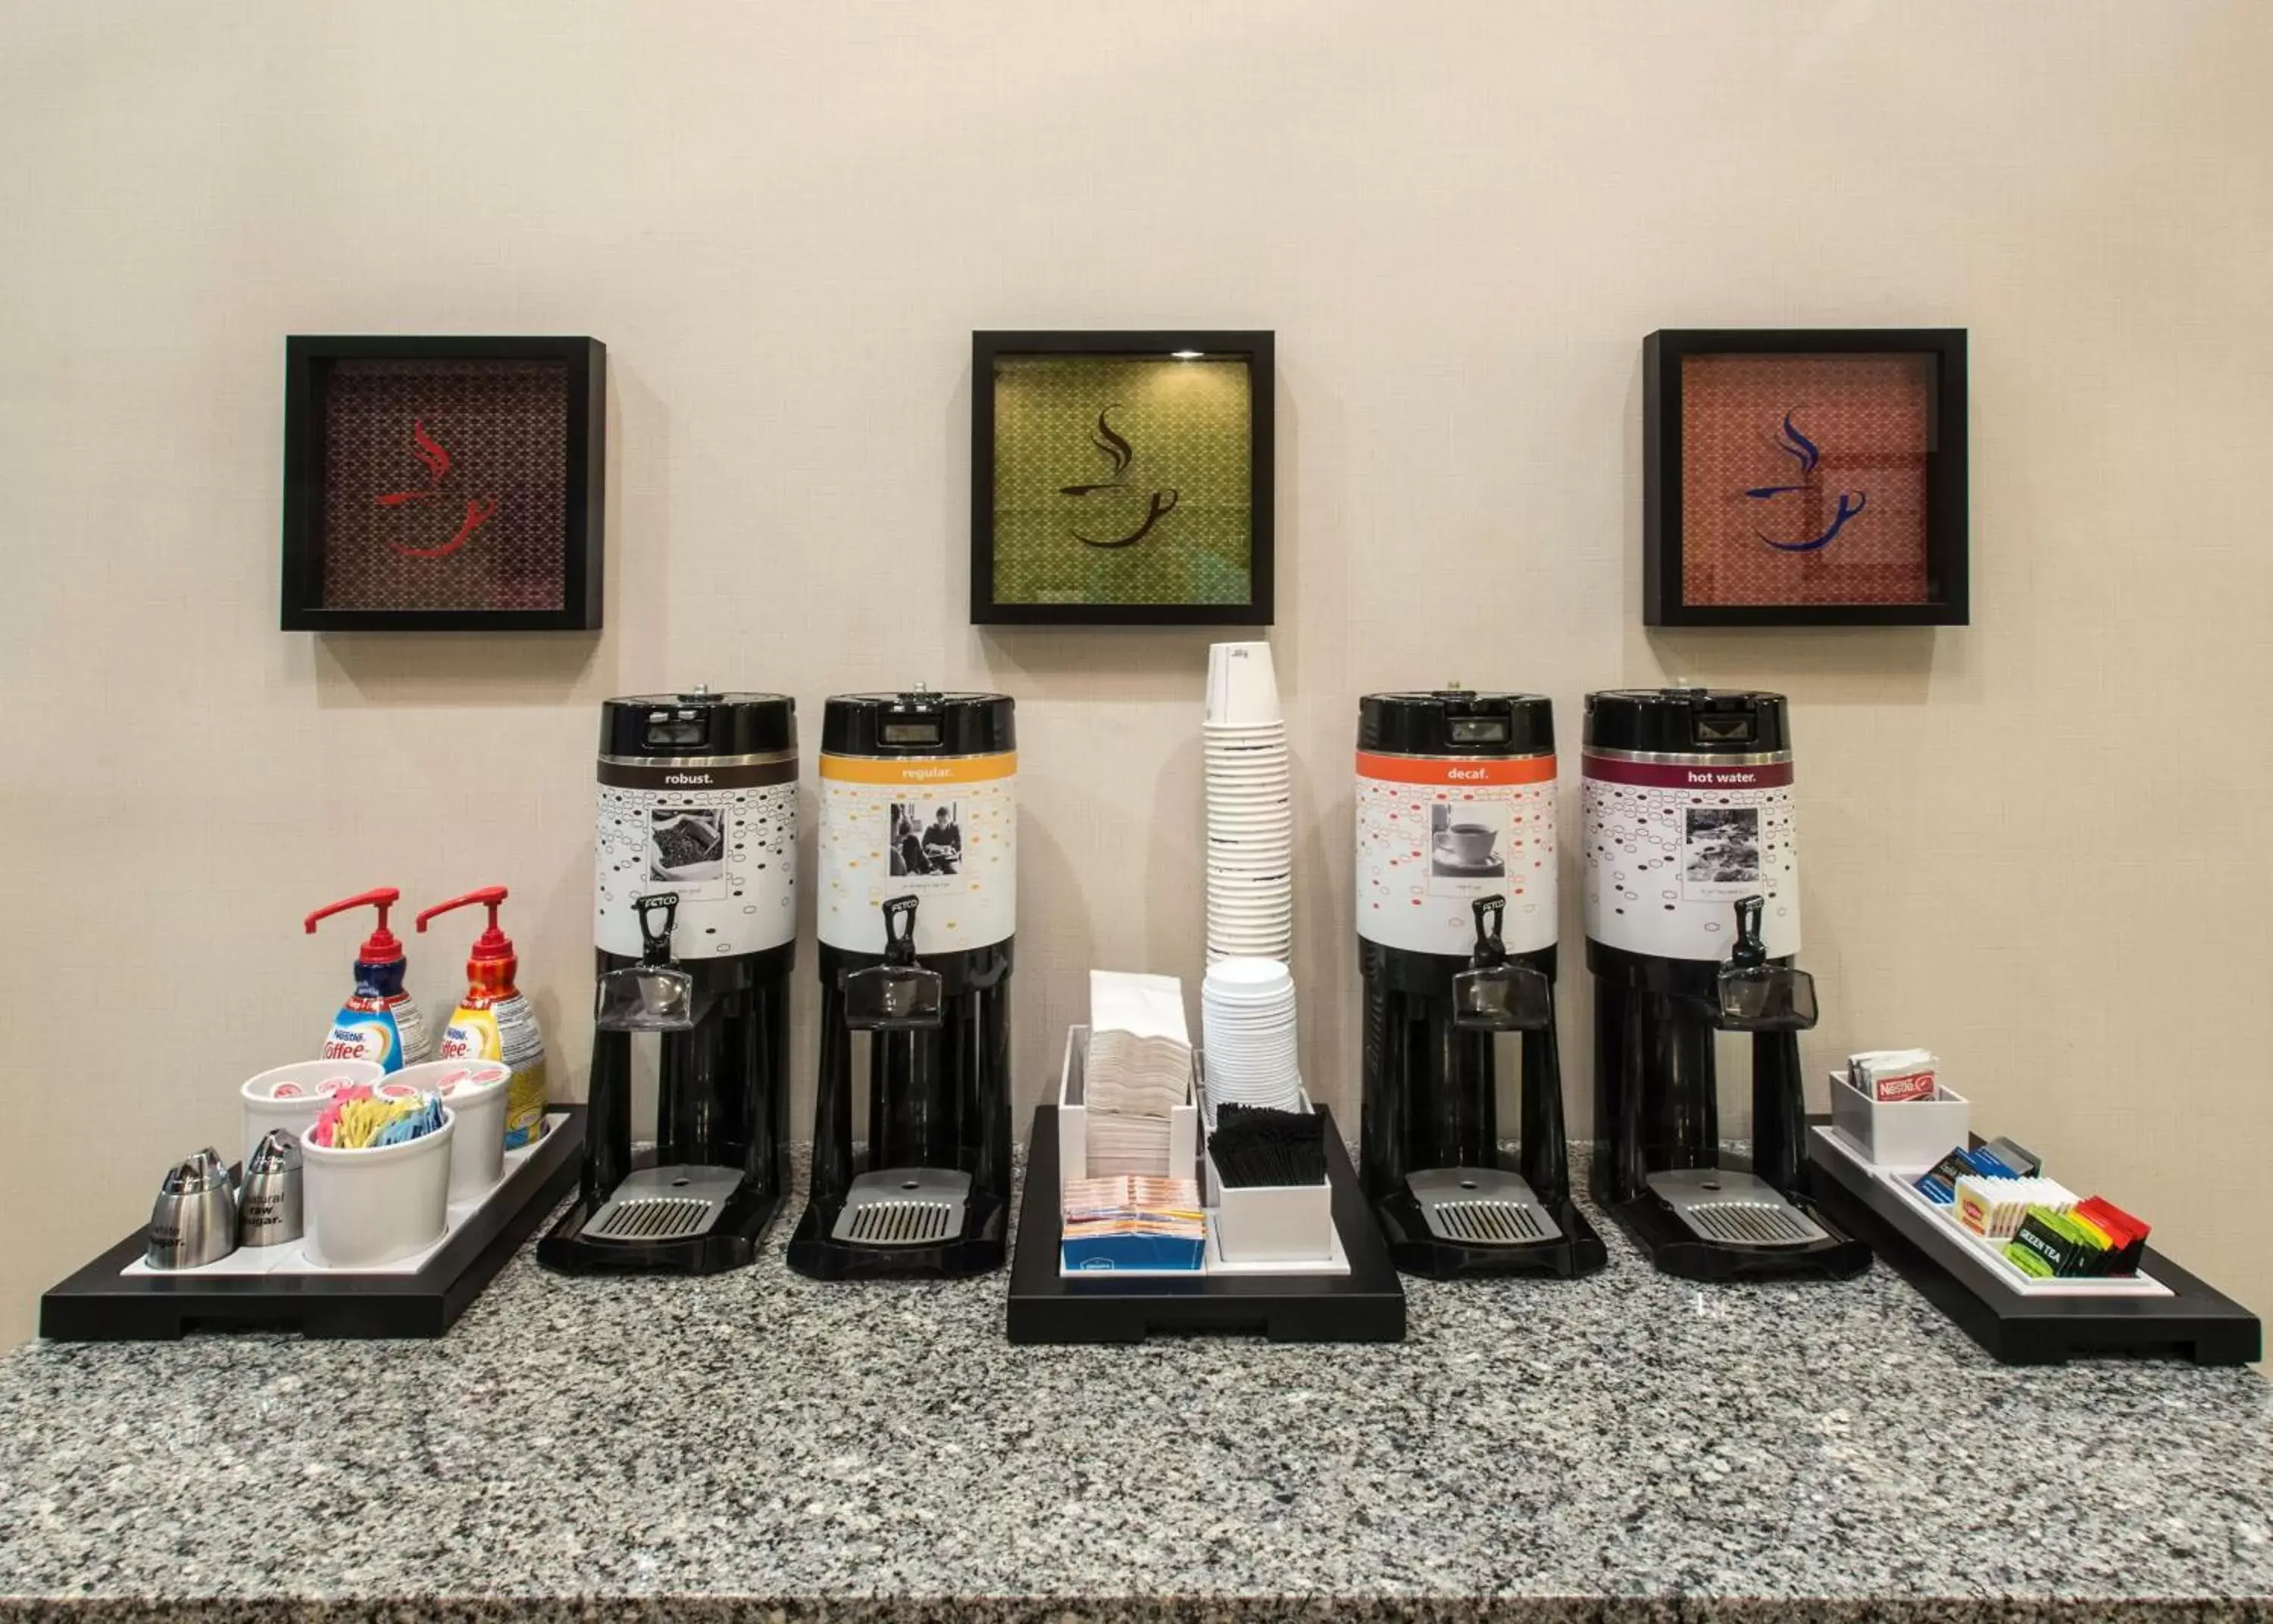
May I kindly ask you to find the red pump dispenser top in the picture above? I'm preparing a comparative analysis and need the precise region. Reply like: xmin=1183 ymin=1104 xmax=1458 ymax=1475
xmin=417 ymin=887 xmax=518 ymax=976
xmin=304 ymin=888 xmax=407 ymax=966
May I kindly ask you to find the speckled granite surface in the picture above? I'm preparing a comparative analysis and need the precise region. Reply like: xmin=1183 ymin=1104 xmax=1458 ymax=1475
xmin=2 ymin=1145 xmax=2268 ymax=1623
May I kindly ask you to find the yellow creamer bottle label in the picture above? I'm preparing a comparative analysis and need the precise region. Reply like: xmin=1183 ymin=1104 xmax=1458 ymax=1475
xmin=442 ymin=995 xmax=549 ymax=1149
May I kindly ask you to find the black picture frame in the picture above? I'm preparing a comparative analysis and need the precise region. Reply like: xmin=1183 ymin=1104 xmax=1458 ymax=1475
xmin=1644 ymin=328 xmax=1968 ymax=627
xmin=280 ymin=335 xmax=605 ymax=632
xmin=971 ymin=330 xmax=1274 ymax=626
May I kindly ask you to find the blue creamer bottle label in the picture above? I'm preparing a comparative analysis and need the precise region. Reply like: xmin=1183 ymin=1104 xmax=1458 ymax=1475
xmin=322 ymin=1005 xmax=407 ymax=1072
xmin=320 ymin=994 xmax=431 ymax=1072
xmin=440 ymin=993 xmax=548 ymax=1148
xmin=386 ymin=993 xmax=432 ymax=1066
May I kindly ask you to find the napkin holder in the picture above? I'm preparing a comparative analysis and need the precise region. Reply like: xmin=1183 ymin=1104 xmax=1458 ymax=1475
xmin=1056 ymin=1025 xmax=1199 ymax=1188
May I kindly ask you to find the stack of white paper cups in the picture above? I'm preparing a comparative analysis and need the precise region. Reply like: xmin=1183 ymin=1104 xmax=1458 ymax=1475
xmin=1203 ymin=642 xmax=1291 ymax=964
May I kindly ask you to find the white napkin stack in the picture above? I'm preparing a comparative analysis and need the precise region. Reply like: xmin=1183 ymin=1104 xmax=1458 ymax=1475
xmin=1085 ymin=971 xmax=1193 ymax=1176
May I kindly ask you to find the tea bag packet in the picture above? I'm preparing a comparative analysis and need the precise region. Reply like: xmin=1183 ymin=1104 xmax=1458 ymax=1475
xmin=2075 ymin=1195 xmax=2150 ymax=1274
xmin=2006 ymin=1207 xmax=2109 ymax=1279
xmin=1954 ymin=1176 xmax=2077 ymax=1239
xmin=1915 ymin=1145 xmax=2026 ymax=1205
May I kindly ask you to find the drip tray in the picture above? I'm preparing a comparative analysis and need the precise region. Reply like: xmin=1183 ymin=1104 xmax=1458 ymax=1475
xmin=1646 ymin=1168 xmax=1827 ymax=1248
xmin=584 ymin=1166 xmax=744 ymax=1243
xmin=831 ymin=1167 xmax=970 ymax=1248
xmin=1409 ymin=1167 xmax=1562 ymax=1246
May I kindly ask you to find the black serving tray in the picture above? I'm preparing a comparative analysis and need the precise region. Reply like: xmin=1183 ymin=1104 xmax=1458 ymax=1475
xmin=40 ymin=1107 xmax=583 ymax=1341
xmin=1005 ymin=1104 xmax=1405 ymax=1344
xmin=1807 ymin=1125 xmax=2260 ymax=1366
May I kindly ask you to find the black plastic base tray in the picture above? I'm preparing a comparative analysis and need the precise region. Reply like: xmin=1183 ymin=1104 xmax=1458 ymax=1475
xmin=539 ymin=1180 xmax=783 ymax=1276
xmin=1006 ymin=1104 xmax=1406 ymax=1344
xmin=1374 ymin=1190 xmax=1608 ymax=1279
xmin=784 ymin=1197 xmax=1008 ymax=1280
xmin=40 ymin=1108 xmax=584 ymax=1341
xmin=1809 ymin=1128 xmax=2262 ymax=1366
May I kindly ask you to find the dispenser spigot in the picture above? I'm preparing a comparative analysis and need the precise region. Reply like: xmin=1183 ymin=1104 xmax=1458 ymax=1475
xmin=1714 ymin=895 xmax=1818 ymax=1032
xmin=843 ymin=895 xmax=943 ymax=1031
xmin=1452 ymin=894 xmax=1552 ymax=1032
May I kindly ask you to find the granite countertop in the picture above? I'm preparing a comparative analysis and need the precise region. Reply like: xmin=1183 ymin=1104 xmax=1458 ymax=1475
xmin=2 ymin=1146 xmax=2269 ymax=1623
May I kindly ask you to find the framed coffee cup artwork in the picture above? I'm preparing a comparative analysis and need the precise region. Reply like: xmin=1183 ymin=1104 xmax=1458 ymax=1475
xmin=1643 ymin=329 xmax=1968 ymax=626
xmin=971 ymin=331 xmax=1274 ymax=626
xmin=280 ymin=335 xmax=605 ymax=631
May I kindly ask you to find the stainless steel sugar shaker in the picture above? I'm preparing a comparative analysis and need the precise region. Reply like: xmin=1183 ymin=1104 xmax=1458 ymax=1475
xmin=236 ymin=1129 xmax=304 ymax=1248
xmin=145 ymin=1149 xmax=239 ymax=1270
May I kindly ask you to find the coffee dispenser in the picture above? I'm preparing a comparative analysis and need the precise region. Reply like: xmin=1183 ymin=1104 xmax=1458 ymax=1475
xmin=786 ymin=688 xmax=1017 ymax=1279
xmin=539 ymin=690 xmax=798 ymax=1274
xmin=1355 ymin=690 xmax=1602 ymax=1278
xmin=1581 ymin=688 xmax=1868 ymax=1280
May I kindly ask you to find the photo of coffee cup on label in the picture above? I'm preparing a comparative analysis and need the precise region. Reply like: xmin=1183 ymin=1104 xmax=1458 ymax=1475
xmin=1430 ymin=806 xmax=1506 ymax=879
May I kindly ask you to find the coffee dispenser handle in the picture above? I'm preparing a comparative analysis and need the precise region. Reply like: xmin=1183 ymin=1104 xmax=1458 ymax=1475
xmin=1729 ymin=895 xmax=1768 ymax=970
xmin=842 ymin=895 xmax=943 ymax=1032
xmin=636 ymin=892 xmax=680 ymax=965
xmin=1469 ymin=895 xmax=1508 ymax=967
xmin=882 ymin=895 xmax=921 ymax=967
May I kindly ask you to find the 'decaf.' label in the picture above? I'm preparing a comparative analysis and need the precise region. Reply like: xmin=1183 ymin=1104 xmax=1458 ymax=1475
xmin=1355 ymin=751 xmax=1559 ymax=957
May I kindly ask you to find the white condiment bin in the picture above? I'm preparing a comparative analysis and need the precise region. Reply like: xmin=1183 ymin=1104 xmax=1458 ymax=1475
xmin=300 ymin=1108 xmax=457 ymax=1268
xmin=1201 ymin=1076 xmax=1333 ymax=1265
xmin=1056 ymin=1025 xmax=1199 ymax=1186
xmin=239 ymin=1060 xmax=385 ymax=1166
xmin=384 ymin=1060 xmax=512 ymax=1201
xmin=1828 ymin=1071 xmax=1971 ymax=1170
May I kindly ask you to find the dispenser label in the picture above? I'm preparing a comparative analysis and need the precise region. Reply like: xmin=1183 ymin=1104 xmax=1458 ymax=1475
xmin=1355 ymin=751 xmax=1558 ymax=957
xmin=596 ymin=757 xmax=798 ymax=959
xmin=818 ymin=751 xmax=1016 ymax=954
xmin=1580 ymin=751 xmax=1799 ymax=961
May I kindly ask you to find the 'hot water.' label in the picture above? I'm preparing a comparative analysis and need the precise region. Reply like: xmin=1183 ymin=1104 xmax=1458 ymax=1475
xmin=1580 ymin=751 xmax=1799 ymax=962
xmin=1355 ymin=751 xmax=1559 ymax=957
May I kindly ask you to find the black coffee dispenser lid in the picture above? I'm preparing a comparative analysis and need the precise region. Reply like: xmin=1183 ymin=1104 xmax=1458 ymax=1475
xmin=1584 ymin=688 xmax=1790 ymax=755
xmin=600 ymin=690 xmax=796 ymax=758
xmin=1358 ymin=689 xmax=1554 ymax=757
xmin=823 ymin=688 xmax=1016 ymax=757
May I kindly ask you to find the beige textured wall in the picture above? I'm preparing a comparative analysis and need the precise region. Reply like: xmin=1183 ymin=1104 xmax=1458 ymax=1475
xmin=3 ymin=2 xmax=2268 ymax=1348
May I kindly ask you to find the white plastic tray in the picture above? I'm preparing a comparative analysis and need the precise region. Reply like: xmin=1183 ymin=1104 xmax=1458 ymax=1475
xmin=1812 ymin=1126 xmax=2171 ymax=1299
xmin=120 ymin=1112 xmax=570 ymax=1279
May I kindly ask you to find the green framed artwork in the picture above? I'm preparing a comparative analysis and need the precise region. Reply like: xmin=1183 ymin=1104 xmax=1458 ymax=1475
xmin=971 ymin=332 xmax=1274 ymax=625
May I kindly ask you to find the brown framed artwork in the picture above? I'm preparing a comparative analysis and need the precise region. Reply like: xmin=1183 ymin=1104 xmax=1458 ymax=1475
xmin=280 ymin=336 xmax=605 ymax=631
xmin=971 ymin=331 xmax=1274 ymax=626
xmin=1644 ymin=329 xmax=1968 ymax=626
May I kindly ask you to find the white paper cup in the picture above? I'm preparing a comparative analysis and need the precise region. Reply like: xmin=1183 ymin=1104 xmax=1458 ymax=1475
xmin=239 ymin=1060 xmax=385 ymax=1166
xmin=300 ymin=1108 xmax=457 ymax=1269
xmin=387 ymin=1060 xmax=512 ymax=1201
xmin=1204 ymin=642 xmax=1282 ymax=726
